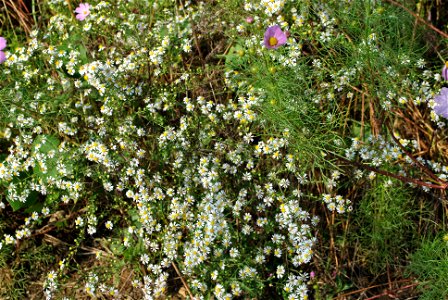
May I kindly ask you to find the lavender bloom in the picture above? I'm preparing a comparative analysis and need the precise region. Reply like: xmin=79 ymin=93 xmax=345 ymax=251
xmin=434 ymin=87 xmax=448 ymax=119
xmin=0 ymin=37 xmax=6 ymax=50
xmin=264 ymin=25 xmax=287 ymax=49
xmin=0 ymin=37 xmax=6 ymax=64
xmin=443 ymin=62 xmax=448 ymax=81
xmin=75 ymin=3 xmax=90 ymax=21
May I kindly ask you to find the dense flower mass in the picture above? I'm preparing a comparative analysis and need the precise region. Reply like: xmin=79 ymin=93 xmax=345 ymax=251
xmin=264 ymin=25 xmax=287 ymax=49
xmin=75 ymin=3 xmax=90 ymax=21
xmin=1 ymin=0 xmax=448 ymax=299
xmin=0 ymin=37 xmax=6 ymax=63
xmin=434 ymin=87 xmax=448 ymax=119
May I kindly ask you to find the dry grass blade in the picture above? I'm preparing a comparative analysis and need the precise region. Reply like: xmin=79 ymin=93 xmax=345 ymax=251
xmin=171 ymin=261 xmax=194 ymax=299
xmin=2 ymin=0 xmax=33 ymax=34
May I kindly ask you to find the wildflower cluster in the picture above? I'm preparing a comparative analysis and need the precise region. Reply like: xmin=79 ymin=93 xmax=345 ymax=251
xmin=2 ymin=0 xmax=448 ymax=299
xmin=0 ymin=1 xmax=336 ymax=299
xmin=226 ymin=0 xmax=448 ymax=295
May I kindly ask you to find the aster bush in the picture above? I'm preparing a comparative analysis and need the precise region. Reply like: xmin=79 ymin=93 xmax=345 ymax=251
xmin=232 ymin=0 xmax=448 ymax=297
xmin=1 ymin=0 xmax=448 ymax=299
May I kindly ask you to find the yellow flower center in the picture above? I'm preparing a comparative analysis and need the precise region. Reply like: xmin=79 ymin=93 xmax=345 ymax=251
xmin=445 ymin=61 xmax=448 ymax=68
xmin=269 ymin=37 xmax=278 ymax=47
xmin=444 ymin=233 xmax=448 ymax=242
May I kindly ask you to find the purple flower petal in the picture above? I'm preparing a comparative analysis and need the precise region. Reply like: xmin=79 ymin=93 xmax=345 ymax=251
xmin=0 ymin=37 xmax=6 ymax=51
xmin=274 ymin=30 xmax=287 ymax=45
xmin=443 ymin=63 xmax=448 ymax=81
xmin=0 ymin=51 xmax=5 ymax=64
xmin=76 ymin=14 xmax=86 ymax=21
xmin=434 ymin=87 xmax=448 ymax=119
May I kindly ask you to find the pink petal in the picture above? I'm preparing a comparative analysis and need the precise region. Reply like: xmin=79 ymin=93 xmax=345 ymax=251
xmin=272 ymin=26 xmax=282 ymax=34
xmin=0 ymin=51 xmax=6 ymax=64
xmin=0 ymin=37 xmax=6 ymax=50
xmin=76 ymin=14 xmax=86 ymax=21
xmin=267 ymin=25 xmax=281 ymax=36
xmin=75 ymin=3 xmax=90 ymax=15
xmin=435 ymin=88 xmax=448 ymax=118
xmin=275 ymin=32 xmax=287 ymax=45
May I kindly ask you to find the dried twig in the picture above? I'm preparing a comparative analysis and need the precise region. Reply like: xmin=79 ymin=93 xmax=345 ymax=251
xmin=172 ymin=261 xmax=194 ymax=299
xmin=3 ymin=0 xmax=32 ymax=34
xmin=385 ymin=121 xmax=444 ymax=184
xmin=336 ymin=279 xmax=415 ymax=299
xmin=365 ymin=282 xmax=420 ymax=300
xmin=337 ymin=155 xmax=448 ymax=190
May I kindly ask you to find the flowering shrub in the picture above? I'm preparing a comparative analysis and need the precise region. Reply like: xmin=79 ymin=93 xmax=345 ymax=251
xmin=0 ymin=1 xmax=321 ymax=299
xmin=1 ymin=0 xmax=448 ymax=299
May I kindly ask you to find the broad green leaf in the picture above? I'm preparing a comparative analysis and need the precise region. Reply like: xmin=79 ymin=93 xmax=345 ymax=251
xmin=32 ymin=135 xmax=73 ymax=183
xmin=7 ymin=190 xmax=38 ymax=212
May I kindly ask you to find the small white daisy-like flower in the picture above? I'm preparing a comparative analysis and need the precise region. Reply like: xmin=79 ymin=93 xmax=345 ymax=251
xmin=105 ymin=220 xmax=113 ymax=230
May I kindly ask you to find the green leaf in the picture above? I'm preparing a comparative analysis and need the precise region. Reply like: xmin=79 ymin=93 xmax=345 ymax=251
xmin=32 ymin=135 xmax=73 ymax=183
xmin=7 ymin=190 xmax=38 ymax=212
xmin=32 ymin=135 xmax=59 ymax=154
xmin=25 ymin=200 xmax=44 ymax=214
xmin=225 ymin=44 xmax=248 ymax=70
xmin=78 ymin=43 xmax=89 ymax=65
xmin=32 ymin=135 xmax=60 ymax=181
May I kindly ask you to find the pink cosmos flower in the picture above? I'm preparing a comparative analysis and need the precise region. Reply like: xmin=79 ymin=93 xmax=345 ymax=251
xmin=0 ymin=37 xmax=6 ymax=64
xmin=442 ymin=62 xmax=448 ymax=81
xmin=434 ymin=87 xmax=448 ymax=119
xmin=264 ymin=25 xmax=287 ymax=49
xmin=75 ymin=3 xmax=90 ymax=21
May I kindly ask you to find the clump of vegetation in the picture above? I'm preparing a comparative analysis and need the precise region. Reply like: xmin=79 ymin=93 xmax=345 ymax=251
xmin=1 ymin=0 xmax=448 ymax=299
xmin=408 ymin=234 xmax=448 ymax=300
